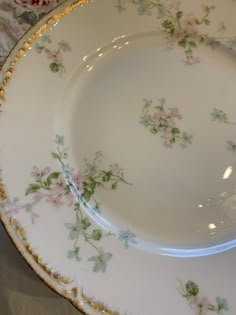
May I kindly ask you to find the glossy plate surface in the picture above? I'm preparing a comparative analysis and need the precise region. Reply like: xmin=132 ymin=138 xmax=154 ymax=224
xmin=0 ymin=0 xmax=236 ymax=314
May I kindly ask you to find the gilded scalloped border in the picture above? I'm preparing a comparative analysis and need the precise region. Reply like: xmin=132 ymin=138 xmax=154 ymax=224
xmin=0 ymin=0 xmax=86 ymax=102
xmin=0 ymin=1 xmax=124 ymax=314
xmin=9 ymin=217 xmax=73 ymax=285
xmin=0 ymin=177 xmax=72 ymax=285
xmin=0 ymin=177 xmax=6 ymax=200
xmin=81 ymin=291 xmax=121 ymax=315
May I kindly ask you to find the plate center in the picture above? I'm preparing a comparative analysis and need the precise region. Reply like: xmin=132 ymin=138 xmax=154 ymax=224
xmin=56 ymin=33 xmax=236 ymax=253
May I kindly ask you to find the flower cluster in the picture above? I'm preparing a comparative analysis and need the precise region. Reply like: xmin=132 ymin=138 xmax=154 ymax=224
xmin=178 ymin=280 xmax=228 ymax=315
xmin=4 ymin=134 xmax=132 ymax=272
xmin=52 ymin=135 xmax=131 ymax=270
xmin=117 ymin=0 xmax=215 ymax=65
xmin=140 ymin=98 xmax=193 ymax=148
xmin=3 ymin=196 xmax=40 ymax=224
xmin=210 ymin=108 xmax=236 ymax=154
xmin=35 ymin=35 xmax=71 ymax=73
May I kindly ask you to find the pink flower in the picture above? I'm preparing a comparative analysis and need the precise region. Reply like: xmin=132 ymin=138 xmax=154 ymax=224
xmin=45 ymin=49 xmax=63 ymax=63
xmin=202 ymin=5 xmax=215 ymax=14
xmin=190 ymin=296 xmax=209 ymax=315
xmin=65 ymin=193 xmax=74 ymax=207
xmin=72 ymin=173 xmax=84 ymax=190
xmin=31 ymin=165 xmax=39 ymax=178
xmin=31 ymin=212 xmax=40 ymax=224
xmin=46 ymin=195 xmax=64 ymax=207
xmin=169 ymin=107 xmax=182 ymax=120
xmin=161 ymin=127 xmax=173 ymax=146
xmin=51 ymin=174 xmax=66 ymax=194
xmin=43 ymin=166 xmax=51 ymax=175
xmin=182 ymin=16 xmax=199 ymax=37
xmin=167 ymin=31 xmax=185 ymax=47
xmin=153 ymin=110 xmax=162 ymax=122
xmin=183 ymin=56 xmax=200 ymax=66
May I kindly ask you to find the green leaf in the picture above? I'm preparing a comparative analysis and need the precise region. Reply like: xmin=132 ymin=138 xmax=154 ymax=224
xmin=74 ymin=203 xmax=80 ymax=211
xmin=92 ymin=229 xmax=102 ymax=241
xmin=176 ymin=11 xmax=183 ymax=19
xmin=178 ymin=38 xmax=187 ymax=48
xmin=188 ymin=41 xmax=197 ymax=48
xmin=51 ymin=152 xmax=60 ymax=160
xmin=47 ymin=172 xmax=60 ymax=180
xmin=161 ymin=19 xmax=175 ymax=34
xmin=200 ymin=36 xmax=205 ymax=43
xmin=46 ymin=172 xmax=60 ymax=186
xmin=102 ymin=171 xmax=112 ymax=182
xmin=82 ymin=189 xmax=91 ymax=202
xmin=150 ymin=126 xmax=158 ymax=134
xmin=185 ymin=281 xmax=199 ymax=296
xmin=25 ymin=183 xmax=41 ymax=196
xmin=111 ymin=182 xmax=118 ymax=190
xmin=81 ymin=217 xmax=91 ymax=230
xmin=172 ymin=128 xmax=180 ymax=135
xmin=204 ymin=19 xmax=210 ymax=25
xmin=49 ymin=62 xmax=61 ymax=73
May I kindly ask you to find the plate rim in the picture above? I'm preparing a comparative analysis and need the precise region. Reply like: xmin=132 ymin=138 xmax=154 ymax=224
xmin=0 ymin=1 xmax=116 ymax=314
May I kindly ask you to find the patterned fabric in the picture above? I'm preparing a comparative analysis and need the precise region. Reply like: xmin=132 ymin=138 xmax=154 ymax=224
xmin=0 ymin=0 xmax=64 ymax=68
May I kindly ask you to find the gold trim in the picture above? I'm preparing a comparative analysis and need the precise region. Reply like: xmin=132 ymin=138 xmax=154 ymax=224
xmin=0 ymin=0 xmax=86 ymax=101
xmin=0 ymin=177 xmax=6 ymax=200
xmin=81 ymin=291 xmax=120 ymax=315
xmin=9 ymin=216 xmax=73 ymax=285
xmin=0 ymin=1 xmax=123 ymax=314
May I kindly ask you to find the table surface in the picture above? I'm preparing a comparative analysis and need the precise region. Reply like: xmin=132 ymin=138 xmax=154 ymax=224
xmin=0 ymin=1 xmax=83 ymax=314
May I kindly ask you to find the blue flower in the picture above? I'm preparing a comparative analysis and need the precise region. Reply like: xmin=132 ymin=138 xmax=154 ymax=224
xmin=58 ymin=40 xmax=71 ymax=52
xmin=54 ymin=134 xmax=64 ymax=146
xmin=180 ymin=132 xmax=193 ymax=148
xmin=206 ymin=37 xmax=221 ymax=49
xmin=226 ymin=140 xmax=236 ymax=153
xmin=88 ymin=249 xmax=112 ymax=272
xmin=136 ymin=0 xmax=151 ymax=15
xmin=226 ymin=36 xmax=236 ymax=48
xmin=118 ymin=229 xmax=136 ymax=248
xmin=116 ymin=3 xmax=126 ymax=12
xmin=62 ymin=163 xmax=74 ymax=178
xmin=24 ymin=203 xmax=33 ymax=212
xmin=41 ymin=35 xmax=52 ymax=44
xmin=210 ymin=108 xmax=228 ymax=123
xmin=140 ymin=114 xmax=152 ymax=127
xmin=67 ymin=247 xmax=80 ymax=261
xmin=64 ymin=222 xmax=80 ymax=240
xmin=216 ymin=297 xmax=229 ymax=312
xmin=35 ymin=43 xmax=44 ymax=53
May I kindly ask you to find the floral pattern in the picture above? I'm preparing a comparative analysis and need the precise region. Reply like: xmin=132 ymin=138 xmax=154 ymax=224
xmin=118 ymin=229 xmax=137 ymax=248
xmin=116 ymin=0 xmax=216 ymax=65
xmin=210 ymin=108 xmax=236 ymax=154
xmin=116 ymin=0 xmax=236 ymax=65
xmin=178 ymin=280 xmax=229 ymax=315
xmin=2 ymin=134 xmax=133 ymax=272
xmin=34 ymin=34 xmax=71 ymax=73
xmin=140 ymin=98 xmax=193 ymax=148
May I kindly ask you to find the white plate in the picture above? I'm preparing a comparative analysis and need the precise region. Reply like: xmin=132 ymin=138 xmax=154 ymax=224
xmin=1 ymin=0 xmax=236 ymax=314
